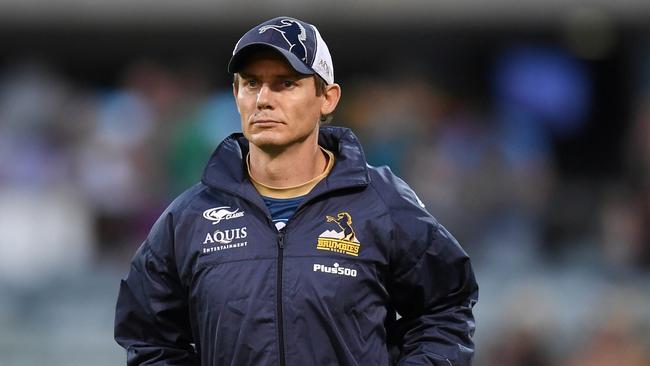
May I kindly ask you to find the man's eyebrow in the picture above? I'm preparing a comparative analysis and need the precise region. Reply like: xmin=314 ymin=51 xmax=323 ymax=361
xmin=277 ymin=75 xmax=302 ymax=81
xmin=238 ymin=72 xmax=255 ymax=79
xmin=238 ymin=71 xmax=307 ymax=80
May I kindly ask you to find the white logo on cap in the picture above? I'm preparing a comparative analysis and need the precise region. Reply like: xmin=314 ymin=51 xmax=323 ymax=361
xmin=318 ymin=59 xmax=330 ymax=79
xmin=258 ymin=18 xmax=308 ymax=62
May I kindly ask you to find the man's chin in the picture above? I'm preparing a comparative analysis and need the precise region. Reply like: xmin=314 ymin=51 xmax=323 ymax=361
xmin=247 ymin=132 xmax=288 ymax=150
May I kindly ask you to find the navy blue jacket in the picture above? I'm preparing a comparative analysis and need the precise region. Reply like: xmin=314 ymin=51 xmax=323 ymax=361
xmin=114 ymin=126 xmax=478 ymax=365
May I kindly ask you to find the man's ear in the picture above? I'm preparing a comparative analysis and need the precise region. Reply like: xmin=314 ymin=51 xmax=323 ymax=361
xmin=321 ymin=83 xmax=341 ymax=116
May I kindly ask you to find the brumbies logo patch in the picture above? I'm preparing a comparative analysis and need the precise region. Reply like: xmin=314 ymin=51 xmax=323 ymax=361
xmin=316 ymin=212 xmax=361 ymax=257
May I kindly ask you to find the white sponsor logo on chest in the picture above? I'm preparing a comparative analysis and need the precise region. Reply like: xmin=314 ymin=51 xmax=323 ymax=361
xmin=203 ymin=206 xmax=245 ymax=224
xmin=313 ymin=262 xmax=357 ymax=277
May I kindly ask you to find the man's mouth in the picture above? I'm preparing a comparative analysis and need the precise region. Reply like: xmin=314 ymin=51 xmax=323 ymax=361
xmin=252 ymin=118 xmax=282 ymax=126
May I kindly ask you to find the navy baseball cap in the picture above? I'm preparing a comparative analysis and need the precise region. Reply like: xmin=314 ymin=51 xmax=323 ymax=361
xmin=228 ymin=16 xmax=334 ymax=84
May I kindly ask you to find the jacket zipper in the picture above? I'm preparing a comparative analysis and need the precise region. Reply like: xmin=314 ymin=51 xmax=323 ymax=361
xmin=273 ymin=194 xmax=344 ymax=366
xmin=276 ymin=230 xmax=286 ymax=366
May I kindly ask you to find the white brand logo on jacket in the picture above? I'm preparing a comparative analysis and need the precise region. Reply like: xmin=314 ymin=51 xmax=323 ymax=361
xmin=313 ymin=262 xmax=357 ymax=277
xmin=203 ymin=206 xmax=245 ymax=225
xmin=202 ymin=226 xmax=248 ymax=255
xmin=203 ymin=227 xmax=248 ymax=245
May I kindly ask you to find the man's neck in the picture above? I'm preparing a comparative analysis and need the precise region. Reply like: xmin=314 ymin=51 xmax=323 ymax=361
xmin=248 ymin=142 xmax=328 ymax=188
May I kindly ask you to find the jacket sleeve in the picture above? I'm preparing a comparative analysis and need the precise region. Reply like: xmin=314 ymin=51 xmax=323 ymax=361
xmin=114 ymin=211 xmax=199 ymax=365
xmin=383 ymin=175 xmax=478 ymax=366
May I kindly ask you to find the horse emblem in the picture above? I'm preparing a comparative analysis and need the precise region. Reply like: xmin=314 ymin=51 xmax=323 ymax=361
xmin=317 ymin=212 xmax=361 ymax=257
xmin=325 ymin=212 xmax=357 ymax=242
xmin=258 ymin=18 xmax=308 ymax=62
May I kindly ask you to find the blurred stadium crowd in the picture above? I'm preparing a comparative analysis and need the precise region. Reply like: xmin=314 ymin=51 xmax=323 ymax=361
xmin=1 ymin=14 xmax=650 ymax=366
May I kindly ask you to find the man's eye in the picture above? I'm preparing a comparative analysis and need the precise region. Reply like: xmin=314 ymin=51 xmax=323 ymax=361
xmin=242 ymin=79 xmax=257 ymax=88
xmin=283 ymin=80 xmax=295 ymax=87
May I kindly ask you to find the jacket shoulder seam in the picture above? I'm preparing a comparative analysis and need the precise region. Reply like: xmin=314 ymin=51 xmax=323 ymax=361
xmin=368 ymin=168 xmax=439 ymax=281
xmin=367 ymin=172 xmax=398 ymax=267
xmin=169 ymin=182 xmax=209 ymax=214
xmin=367 ymin=172 xmax=394 ymax=230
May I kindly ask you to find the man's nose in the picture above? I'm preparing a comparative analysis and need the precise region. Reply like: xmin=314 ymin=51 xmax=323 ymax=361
xmin=256 ymin=84 xmax=274 ymax=109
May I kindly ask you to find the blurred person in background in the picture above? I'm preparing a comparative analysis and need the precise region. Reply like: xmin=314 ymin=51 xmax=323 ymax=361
xmin=622 ymin=88 xmax=650 ymax=269
xmin=0 ymin=62 xmax=94 ymax=283
xmin=114 ymin=16 xmax=478 ymax=365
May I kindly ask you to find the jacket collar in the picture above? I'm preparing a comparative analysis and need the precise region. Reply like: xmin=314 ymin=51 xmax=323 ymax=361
xmin=201 ymin=126 xmax=370 ymax=201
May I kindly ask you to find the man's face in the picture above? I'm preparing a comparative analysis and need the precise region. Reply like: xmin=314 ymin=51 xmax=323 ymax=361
xmin=233 ymin=52 xmax=326 ymax=152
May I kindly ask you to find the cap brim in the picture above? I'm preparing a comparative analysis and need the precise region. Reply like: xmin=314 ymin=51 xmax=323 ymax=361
xmin=228 ymin=43 xmax=314 ymax=76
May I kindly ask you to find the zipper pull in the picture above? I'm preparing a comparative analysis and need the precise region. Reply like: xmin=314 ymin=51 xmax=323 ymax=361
xmin=277 ymin=231 xmax=285 ymax=249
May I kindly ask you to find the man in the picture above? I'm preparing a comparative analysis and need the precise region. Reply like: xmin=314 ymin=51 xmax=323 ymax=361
xmin=115 ymin=16 xmax=478 ymax=366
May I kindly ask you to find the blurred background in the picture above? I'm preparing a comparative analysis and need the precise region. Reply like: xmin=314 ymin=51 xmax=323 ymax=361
xmin=1 ymin=1 xmax=649 ymax=365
